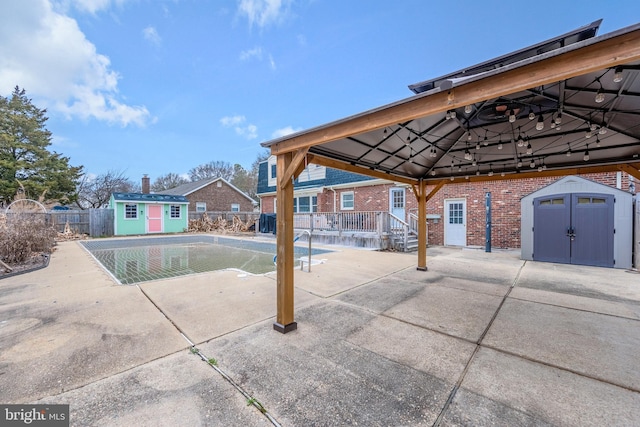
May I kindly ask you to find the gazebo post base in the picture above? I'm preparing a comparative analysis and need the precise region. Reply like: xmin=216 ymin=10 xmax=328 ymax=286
xmin=416 ymin=266 xmax=428 ymax=271
xmin=273 ymin=322 xmax=297 ymax=334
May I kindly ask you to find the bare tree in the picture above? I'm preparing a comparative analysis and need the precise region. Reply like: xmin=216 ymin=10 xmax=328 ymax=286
xmin=151 ymin=173 xmax=189 ymax=192
xmin=75 ymin=170 xmax=139 ymax=209
xmin=188 ymin=161 xmax=234 ymax=182
xmin=230 ymin=150 xmax=269 ymax=199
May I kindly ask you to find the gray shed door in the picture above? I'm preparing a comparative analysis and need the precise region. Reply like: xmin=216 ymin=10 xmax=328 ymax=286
xmin=533 ymin=193 xmax=614 ymax=267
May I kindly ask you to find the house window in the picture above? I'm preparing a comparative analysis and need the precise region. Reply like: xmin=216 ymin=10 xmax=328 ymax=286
xmin=340 ymin=192 xmax=354 ymax=210
xmin=170 ymin=205 xmax=181 ymax=218
xmin=125 ymin=204 xmax=138 ymax=219
xmin=270 ymin=164 xmax=277 ymax=179
xmin=196 ymin=202 xmax=206 ymax=212
xmin=295 ymin=196 xmax=317 ymax=213
xmin=231 ymin=203 xmax=240 ymax=212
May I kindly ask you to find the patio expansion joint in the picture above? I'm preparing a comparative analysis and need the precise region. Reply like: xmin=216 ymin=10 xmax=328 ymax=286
xmin=432 ymin=260 xmax=527 ymax=427
xmin=478 ymin=343 xmax=640 ymax=395
xmin=134 ymin=283 xmax=283 ymax=426
xmin=507 ymin=294 xmax=640 ymax=322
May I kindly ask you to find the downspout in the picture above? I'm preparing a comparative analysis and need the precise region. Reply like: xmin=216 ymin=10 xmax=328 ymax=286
xmin=328 ymin=186 xmax=337 ymax=212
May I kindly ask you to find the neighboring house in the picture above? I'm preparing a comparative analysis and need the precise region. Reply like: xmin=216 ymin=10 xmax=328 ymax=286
xmin=257 ymin=155 xmax=633 ymax=260
xmin=109 ymin=192 xmax=189 ymax=236
xmin=158 ymin=177 xmax=257 ymax=214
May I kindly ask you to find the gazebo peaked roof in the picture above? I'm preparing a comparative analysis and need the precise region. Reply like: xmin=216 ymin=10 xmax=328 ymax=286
xmin=262 ymin=21 xmax=640 ymax=186
xmin=261 ymin=20 xmax=640 ymax=333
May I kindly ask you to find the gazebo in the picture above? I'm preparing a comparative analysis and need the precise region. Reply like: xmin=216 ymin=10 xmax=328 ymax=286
xmin=261 ymin=20 xmax=640 ymax=333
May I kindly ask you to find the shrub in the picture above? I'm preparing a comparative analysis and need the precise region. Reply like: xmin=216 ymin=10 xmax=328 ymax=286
xmin=0 ymin=213 xmax=57 ymax=264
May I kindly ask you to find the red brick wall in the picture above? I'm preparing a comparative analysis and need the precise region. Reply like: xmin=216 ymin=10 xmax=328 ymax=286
xmin=259 ymin=172 xmax=630 ymax=249
xmin=188 ymin=181 xmax=254 ymax=212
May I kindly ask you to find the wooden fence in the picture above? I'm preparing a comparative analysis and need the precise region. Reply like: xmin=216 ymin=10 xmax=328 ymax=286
xmin=5 ymin=209 xmax=114 ymax=237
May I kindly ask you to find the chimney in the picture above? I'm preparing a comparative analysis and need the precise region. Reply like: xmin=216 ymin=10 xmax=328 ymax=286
xmin=142 ymin=174 xmax=150 ymax=194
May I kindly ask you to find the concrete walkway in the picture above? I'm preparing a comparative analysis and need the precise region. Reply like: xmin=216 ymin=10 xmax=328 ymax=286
xmin=1 ymin=237 xmax=639 ymax=426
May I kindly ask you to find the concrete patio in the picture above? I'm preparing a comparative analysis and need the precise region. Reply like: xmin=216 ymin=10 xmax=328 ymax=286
xmin=1 ymin=236 xmax=639 ymax=426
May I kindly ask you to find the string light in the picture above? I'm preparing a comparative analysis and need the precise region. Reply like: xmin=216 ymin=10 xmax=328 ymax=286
xmin=464 ymin=105 xmax=473 ymax=114
xmin=613 ymin=67 xmax=623 ymax=83
xmin=536 ymin=113 xmax=545 ymax=131
xmin=595 ymin=79 xmax=605 ymax=103
xmin=508 ymin=109 xmax=516 ymax=123
xmin=584 ymin=145 xmax=590 ymax=161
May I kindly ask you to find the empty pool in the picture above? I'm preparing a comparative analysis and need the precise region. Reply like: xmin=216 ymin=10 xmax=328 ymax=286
xmin=81 ymin=235 xmax=332 ymax=284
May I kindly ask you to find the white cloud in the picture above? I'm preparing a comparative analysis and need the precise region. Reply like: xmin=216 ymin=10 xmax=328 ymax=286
xmin=239 ymin=47 xmax=262 ymax=61
xmin=237 ymin=0 xmax=292 ymax=30
xmin=58 ymin=0 xmax=129 ymax=15
xmin=142 ymin=25 xmax=162 ymax=46
xmin=220 ymin=115 xmax=258 ymax=140
xmin=0 ymin=0 xmax=151 ymax=127
xmin=272 ymin=126 xmax=300 ymax=139
xmin=220 ymin=115 xmax=246 ymax=126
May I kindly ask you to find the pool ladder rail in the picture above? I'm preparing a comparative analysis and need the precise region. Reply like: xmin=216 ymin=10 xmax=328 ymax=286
xmin=272 ymin=230 xmax=313 ymax=272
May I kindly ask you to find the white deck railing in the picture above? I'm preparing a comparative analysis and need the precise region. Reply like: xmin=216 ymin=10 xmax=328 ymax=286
xmin=292 ymin=211 xmax=418 ymax=250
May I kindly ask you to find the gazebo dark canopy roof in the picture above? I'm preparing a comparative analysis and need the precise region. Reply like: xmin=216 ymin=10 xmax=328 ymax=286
xmin=262 ymin=20 xmax=640 ymax=185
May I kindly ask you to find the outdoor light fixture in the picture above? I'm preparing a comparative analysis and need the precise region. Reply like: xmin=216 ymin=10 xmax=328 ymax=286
xmin=476 ymin=170 xmax=480 ymax=176
xmin=566 ymin=146 xmax=572 ymax=157
xmin=509 ymin=110 xmax=516 ymax=123
xmin=536 ymin=114 xmax=544 ymax=131
xmin=450 ymin=110 xmax=456 ymax=119
xmin=498 ymin=142 xmax=503 ymax=150
xmin=613 ymin=67 xmax=623 ymax=83
xmin=476 ymin=142 xmax=481 ymax=150
xmin=488 ymin=166 xmax=494 ymax=177
xmin=464 ymin=148 xmax=472 ymax=160
xmin=464 ymin=105 xmax=473 ymax=114
xmin=517 ymin=159 xmax=523 ymax=168
xmin=472 ymin=156 xmax=477 ymax=166
xmin=431 ymin=170 xmax=436 ymax=176
xmin=555 ymin=111 xmax=562 ymax=124
xmin=530 ymin=159 xmax=536 ymax=168
xmin=406 ymin=135 xmax=411 ymax=144
xmin=596 ymin=136 xmax=601 ymax=147
xmin=595 ymin=80 xmax=605 ymax=103
xmin=529 ymin=108 xmax=536 ymax=120
xmin=526 ymin=141 xmax=532 ymax=155
xmin=584 ymin=146 xmax=590 ymax=161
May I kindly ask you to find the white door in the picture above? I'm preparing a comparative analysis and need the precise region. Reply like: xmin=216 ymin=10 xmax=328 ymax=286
xmin=444 ymin=199 xmax=466 ymax=246
xmin=389 ymin=188 xmax=405 ymax=220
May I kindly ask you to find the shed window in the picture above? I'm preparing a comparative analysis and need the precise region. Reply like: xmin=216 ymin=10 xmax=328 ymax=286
xmin=125 ymin=204 xmax=138 ymax=219
xmin=170 ymin=205 xmax=181 ymax=218
xmin=539 ymin=198 xmax=564 ymax=206
xmin=196 ymin=202 xmax=206 ymax=212
xmin=341 ymin=192 xmax=354 ymax=210
xmin=231 ymin=203 xmax=240 ymax=212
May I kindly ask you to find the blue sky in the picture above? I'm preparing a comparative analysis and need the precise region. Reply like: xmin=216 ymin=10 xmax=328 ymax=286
xmin=1 ymin=1 xmax=638 ymax=185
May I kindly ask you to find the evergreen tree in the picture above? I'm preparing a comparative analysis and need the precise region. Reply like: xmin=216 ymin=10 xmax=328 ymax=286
xmin=0 ymin=87 xmax=82 ymax=206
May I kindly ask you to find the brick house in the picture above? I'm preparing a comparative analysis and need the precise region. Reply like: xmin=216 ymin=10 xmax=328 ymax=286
xmin=158 ymin=177 xmax=257 ymax=214
xmin=257 ymin=155 xmax=633 ymax=249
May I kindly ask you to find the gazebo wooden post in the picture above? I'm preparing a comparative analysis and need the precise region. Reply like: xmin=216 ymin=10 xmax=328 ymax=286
xmin=417 ymin=179 xmax=428 ymax=271
xmin=274 ymin=152 xmax=297 ymax=333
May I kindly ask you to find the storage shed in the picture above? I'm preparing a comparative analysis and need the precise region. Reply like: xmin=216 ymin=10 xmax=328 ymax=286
xmin=521 ymin=176 xmax=633 ymax=269
xmin=109 ymin=192 xmax=189 ymax=236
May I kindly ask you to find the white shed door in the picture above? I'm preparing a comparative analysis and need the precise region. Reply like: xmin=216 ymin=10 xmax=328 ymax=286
xmin=445 ymin=199 xmax=466 ymax=246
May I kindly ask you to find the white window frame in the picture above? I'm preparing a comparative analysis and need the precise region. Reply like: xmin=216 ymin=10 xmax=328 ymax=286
xmin=196 ymin=202 xmax=206 ymax=213
xmin=231 ymin=203 xmax=240 ymax=212
xmin=125 ymin=203 xmax=138 ymax=219
xmin=340 ymin=191 xmax=354 ymax=210
xmin=170 ymin=205 xmax=181 ymax=219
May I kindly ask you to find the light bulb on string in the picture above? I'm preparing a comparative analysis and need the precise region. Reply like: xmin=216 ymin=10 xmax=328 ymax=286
xmin=613 ymin=67 xmax=623 ymax=83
